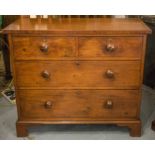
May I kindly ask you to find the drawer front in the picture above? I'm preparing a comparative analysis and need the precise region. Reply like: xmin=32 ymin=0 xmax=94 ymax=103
xmin=78 ymin=37 xmax=142 ymax=59
xmin=13 ymin=36 xmax=76 ymax=59
xmin=19 ymin=89 xmax=139 ymax=119
xmin=15 ymin=61 xmax=140 ymax=88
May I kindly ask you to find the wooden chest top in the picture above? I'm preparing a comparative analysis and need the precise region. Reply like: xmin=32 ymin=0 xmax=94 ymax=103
xmin=2 ymin=18 xmax=151 ymax=35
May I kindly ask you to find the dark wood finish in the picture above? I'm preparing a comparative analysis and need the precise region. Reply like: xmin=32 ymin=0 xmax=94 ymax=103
xmin=2 ymin=17 xmax=151 ymax=137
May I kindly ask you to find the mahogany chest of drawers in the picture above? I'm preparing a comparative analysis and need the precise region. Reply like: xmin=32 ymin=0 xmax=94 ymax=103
xmin=3 ymin=18 xmax=151 ymax=137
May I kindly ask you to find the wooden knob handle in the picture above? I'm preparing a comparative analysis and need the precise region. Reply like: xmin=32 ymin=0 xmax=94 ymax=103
xmin=105 ymin=100 xmax=113 ymax=109
xmin=75 ymin=61 xmax=80 ymax=66
xmin=105 ymin=43 xmax=115 ymax=52
xmin=40 ymin=42 xmax=48 ymax=52
xmin=41 ymin=70 xmax=50 ymax=79
xmin=105 ymin=69 xmax=114 ymax=78
xmin=44 ymin=101 xmax=52 ymax=109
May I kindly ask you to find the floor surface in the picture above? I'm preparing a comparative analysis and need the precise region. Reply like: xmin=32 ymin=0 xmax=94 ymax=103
xmin=0 ymin=85 xmax=155 ymax=140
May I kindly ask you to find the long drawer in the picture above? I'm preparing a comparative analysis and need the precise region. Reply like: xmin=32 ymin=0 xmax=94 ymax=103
xmin=15 ymin=60 xmax=141 ymax=88
xmin=18 ymin=89 xmax=139 ymax=119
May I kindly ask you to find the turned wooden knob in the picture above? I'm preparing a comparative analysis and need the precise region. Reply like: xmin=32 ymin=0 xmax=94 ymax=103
xmin=105 ymin=69 xmax=114 ymax=78
xmin=105 ymin=43 xmax=116 ymax=52
xmin=40 ymin=42 xmax=48 ymax=52
xmin=44 ymin=101 xmax=52 ymax=109
xmin=105 ymin=100 xmax=113 ymax=109
xmin=41 ymin=70 xmax=50 ymax=79
xmin=75 ymin=61 xmax=80 ymax=66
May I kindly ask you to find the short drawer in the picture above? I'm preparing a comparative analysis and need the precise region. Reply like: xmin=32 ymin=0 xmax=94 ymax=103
xmin=78 ymin=37 xmax=142 ymax=59
xmin=15 ymin=61 xmax=141 ymax=88
xmin=13 ymin=36 xmax=76 ymax=59
xmin=19 ymin=89 xmax=139 ymax=119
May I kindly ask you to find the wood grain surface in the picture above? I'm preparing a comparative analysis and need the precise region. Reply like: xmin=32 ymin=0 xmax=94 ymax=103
xmin=2 ymin=17 xmax=151 ymax=137
xmin=18 ymin=89 xmax=139 ymax=119
xmin=15 ymin=61 xmax=141 ymax=88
